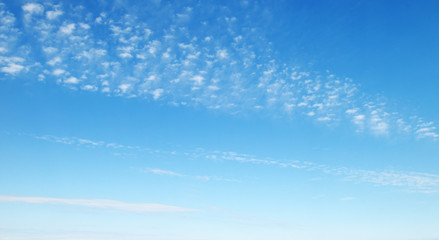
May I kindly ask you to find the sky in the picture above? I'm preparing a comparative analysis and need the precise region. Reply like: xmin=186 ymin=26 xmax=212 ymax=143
xmin=1 ymin=0 xmax=439 ymax=239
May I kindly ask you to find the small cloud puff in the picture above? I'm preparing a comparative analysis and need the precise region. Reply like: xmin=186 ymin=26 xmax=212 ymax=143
xmin=22 ymin=3 xmax=44 ymax=15
xmin=151 ymin=88 xmax=164 ymax=100
xmin=81 ymin=84 xmax=98 ymax=91
xmin=191 ymin=75 xmax=204 ymax=85
xmin=47 ymin=57 xmax=62 ymax=66
xmin=1 ymin=63 xmax=24 ymax=74
xmin=60 ymin=23 xmax=75 ymax=35
xmin=118 ymin=83 xmax=131 ymax=93
xmin=46 ymin=9 xmax=63 ymax=20
xmin=65 ymin=76 xmax=80 ymax=84
xmin=52 ymin=69 xmax=65 ymax=76
xmin=217 ymin=49 xmax=228 ymax=59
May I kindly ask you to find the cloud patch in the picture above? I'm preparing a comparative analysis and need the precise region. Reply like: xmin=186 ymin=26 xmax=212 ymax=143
xmin=1 ymin=62 xmax=24 ymax=74
xmin=146 ymin=168 xmax=184 ymax=177
xmin=22 ymin=3 xmax=44 ymax=15
xmin=1 ymin=1 xmax=437 ymax=140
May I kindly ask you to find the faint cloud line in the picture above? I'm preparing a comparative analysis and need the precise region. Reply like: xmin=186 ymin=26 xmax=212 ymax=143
xmin=0 ymin=195 xmax=195 ymax=213
xmin=145 ymin=168 xmax=184 ymax=177
xmin=29 ymin=133 xmax=439 ymax=192
xmin=143 ymin=167 xmax=241 ymax=183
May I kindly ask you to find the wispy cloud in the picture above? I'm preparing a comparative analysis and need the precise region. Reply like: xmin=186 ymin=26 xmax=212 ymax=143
xmin=213 ymin=150 xmax=439 ymax=192
xmin=338 ymin=168 xmax=439 ymax=193
xmin=0 ymin=195 xmax=195 ymax=213
xmin=145 ymin=168 xmax=184 ymax=177
xmin=415 ymin=121 xmax=439 ymax=139
xmin=33 ymin=134 xmax=148 ymax=151
xmin=29 ymin=133 xmax=439 ymax=192
xmin=143 ymin=167 xmax=240 ymax=183
xmin=195 ymin=176 xmax=240 ymax=183
xmin=33 ymin=134 xmax=240 ymax=182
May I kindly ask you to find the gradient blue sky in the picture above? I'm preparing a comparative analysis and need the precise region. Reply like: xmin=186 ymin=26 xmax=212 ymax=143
xmin=1 ymin=0 xmax=439 ymax=239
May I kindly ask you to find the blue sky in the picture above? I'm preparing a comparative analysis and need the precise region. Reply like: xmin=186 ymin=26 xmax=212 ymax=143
xmin=1 ymin=0 xmax=439 ymax=239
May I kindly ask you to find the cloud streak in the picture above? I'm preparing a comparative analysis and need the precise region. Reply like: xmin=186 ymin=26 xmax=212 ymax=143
xmin=146 ymin=168 xmax=184 ymax=177
xmin=144 ymin=168 xmax=240 ymax=183
xmin=0 ymin=195 xmax=195 ymax=213
xmin=30 ymin=133 xmax=439 ymax=193
xmin=214 ymin=151 xmax=439 ymax=192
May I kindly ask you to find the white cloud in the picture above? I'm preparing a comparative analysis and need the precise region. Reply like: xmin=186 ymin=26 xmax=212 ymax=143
xmin=144 ymin=167 xmax=239 ymax=183
xmin=146 ymin=168 xmax=183 ymax=177
xmin=118 ymin=83 xmax=131 ymax=93
xmin=148 ymin=40 xmax=160 ymax=56
xmin=214 ymin=151 xmax=439 ymax=192
xmin=6 ymin=1 xmax=437 ymax=141
xmin=65 ymin=76 xmax=80 ymax=84
xmin=22 ymin=3 xmax=44 ymax=15
xmin=31 ymin=133 xmax=439 ymax=192
xmin=196 ymin=176 xmax=210 ymax=181
xmin=81 ymin=84 xmax=98 ymax=91
xmin=151 ymin=88 xmax=164 ymax=100
xmin=119 ymin=52 xmax=132 ymax=58
xmin=46 ymin=9 xmax=63 ymax=20
xmin=346 ymin=108 xmax=358 ymax=114
xmin=370 ymin=116 xmax=388 ymax=135
xmin=52 ymin=68 xmax=65 ymax=76
xmin=43 ymin=47 xmax=58 ymax=54
xmin=60 ymin=23 xmax=75 ymax=35
xmin=38 ymin=74 xmax=45 ymax=81
xmin=1 ymin=63 xmax=24 ymax=74
xmin=34 ymin=135 xmax=137 ymax=150
xmin=0 ymin=195 xmax=195 ymax=213
xmin=342 ymin=169 xmax=439 ymax=192
xmin=317 ymin=116 xmax=331 ymax=121
xmin=95 ymin=16 xmax=103 ymax=24
xmin=79 ymin=23 xmax=90 ymax=29
xmin=35 ymin=135 xmax=74 ymax=145
xmin=195 ymin=176 xmax=240 ymax=183
xmin=217 ymin=49 xmax=228 ymax=59
xmin=117 ymin=46 xmax=134 ymax=52
xmin=396 ymin=118 xmax=411 ymax=133
xmin=144 ymin=28 xmax=152 ymax=39
xmin=191 ymin=75 xmax=204 ymax=85
xmin=208 ymin=85 xmax=220 ymax=91
xmin=47 ymin=57 xmax=62 ymax=66
xmin=352 ymin=114 xmax=365 ymax=128
xmin=0 ymin=6 xmax=16 ymax=27
xmin=415 ymin=121 xmax=438 ymax=139
xmin=161 ymin=50 xmax=171 ymax=59
xmin=0 ymin=56 xmax=24 ymax=64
